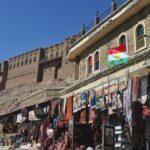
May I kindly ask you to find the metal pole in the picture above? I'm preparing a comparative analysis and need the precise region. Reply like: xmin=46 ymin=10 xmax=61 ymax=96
xmin=108 ymin=66 xmax=110 ymax=126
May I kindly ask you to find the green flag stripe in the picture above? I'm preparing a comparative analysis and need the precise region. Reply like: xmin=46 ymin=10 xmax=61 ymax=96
xmin=108 ymin=57 xmax=129 ymax=68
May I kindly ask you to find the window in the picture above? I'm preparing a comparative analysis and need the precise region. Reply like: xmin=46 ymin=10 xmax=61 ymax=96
xmin=119 ymin=35 xmax=126 ymax=46
xmin=13 ymin=63 xmax=16 ymax=69
xmin=45 ymin=56 xmax=48 ymax=60
xmin=34 ymin=57 xmax=36 ymax=62
xmin=56 ymin=52 xmax=59 ymax=57
xmin=51 ymin=54 xmax=53 ymax=58
xmin=29 ymin=58 xmax=32 ymax=64
xmin=21 ymin=61 xmax=23 ymax=66
xmin=94 ymin=51 xmax=100 ymax=71
xmin=136 ymin=24 xmax=145 ymax=50
xmin=87 ymin=56 xmax=93 ymax=75
xmin=25 ymin=59 xmax=28 ymax=65
xmin=17 ymin=62 xmax=19 ymax=68
xmin=9 ymin=65 xmax=12 ymax=70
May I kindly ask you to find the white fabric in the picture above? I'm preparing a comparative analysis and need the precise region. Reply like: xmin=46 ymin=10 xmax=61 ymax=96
xmin=28 ymin=111 xmax=39 ymax=121
xmin=108 ymin=52 xmax=128 ymax=61
xmin=46 ymin=128 xmax=54 ymax=139
xmin=63 ymin=98 xmax=67 ymax=114
xmin=16 ymin=114 xmax=23 ymax=123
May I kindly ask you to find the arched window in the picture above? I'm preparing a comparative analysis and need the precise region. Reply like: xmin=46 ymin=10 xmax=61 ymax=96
xmin=136 ymin=24 xmax=145 ymax=50
xmin=94 ymin=51 xmax=100 ymax=71
xmin=87 ymin=56 xmax=93 ymax=75
xmin=119 ymin=35 xmax=126 ymax=46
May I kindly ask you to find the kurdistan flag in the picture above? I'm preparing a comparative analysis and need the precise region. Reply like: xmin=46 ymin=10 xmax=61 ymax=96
xmin=107 ymin=44 xmax=129 ymax=68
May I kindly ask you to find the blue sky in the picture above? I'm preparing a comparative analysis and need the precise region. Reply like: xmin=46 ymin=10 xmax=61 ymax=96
xmin=0 ymin=0 xmax=111 ymax=61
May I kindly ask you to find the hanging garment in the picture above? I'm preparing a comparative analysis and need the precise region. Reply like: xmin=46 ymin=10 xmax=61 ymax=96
xmin=79 ymin=109 xmax=87 ymax=124
xmin=140 ymin=75 xmax=149 ymax=104
xmin=131 ymin=77 xmax=139 ymax=102
xmin=28 ymin=110 xmax=39 ymax=121
xmin=33 ymin=124 xmax=40 ymax=143
xmin=104 ymin=95 xmax=113 ymax=115
xmin=95 ymin=85 xmax=104 ymax=97
xmin=34 ymin=107 xmax=46 ymax=119
xmin=43 ymin=106 xmax=49 ymax=114
xmin=117 ymin=92 xmax=123 ymax=109
xmin=123 ymin=79 xmax=132 ymax=132
xmin=46 ymin=128 xmax=54 ymax=139
xmin=95 ymin=96 xmax=105 ymax=109
xmin=65 ymin=96 xmax=73 ymax=121
xmin=51 ymin=101 xmax=58 ymax=116
xmin=81 ymin=93 xmax=88 ymax=109
xmin=73 ymin=95 xmax=81 ymax=113
xmin=21 ymin=108 xmax=28 ymax=122
xmin=16 ymin=114 xmax=23 ymax=123
xmin=101 ymin=109 xmax=108 ymax=125
xmin=88 ymin=90 xmax=96 ymax=107
xmin=89 ymin=107 xmax=96 ymax=123
xmin=112 ymin=92 xmax=118 ymax=110
xmin=118 ymin=76 xmax=128 ymax=91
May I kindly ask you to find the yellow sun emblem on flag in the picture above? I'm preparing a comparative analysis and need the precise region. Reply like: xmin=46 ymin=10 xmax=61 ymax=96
xmin=114 ymin=53 xmax=121 ymax=60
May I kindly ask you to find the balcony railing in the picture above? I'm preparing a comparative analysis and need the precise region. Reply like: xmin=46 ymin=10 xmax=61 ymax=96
xmin=69 ymin=0 xmax=129 ymax=50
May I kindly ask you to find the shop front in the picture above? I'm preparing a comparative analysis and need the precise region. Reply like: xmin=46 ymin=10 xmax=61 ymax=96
xmin=61 ymin=58 xmax=150 ymax=150
xmin=0 ymin=99 xmax=69 ymax=150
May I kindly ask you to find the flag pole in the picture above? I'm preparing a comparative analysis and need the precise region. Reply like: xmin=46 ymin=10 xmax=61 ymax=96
xmin=106 ymin=42 xmax=111 ymax=126
xmin=107 ymin=65 xmax=110 ymax=125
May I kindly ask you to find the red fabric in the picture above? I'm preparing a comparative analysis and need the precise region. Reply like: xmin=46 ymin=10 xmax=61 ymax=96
xmin=143 ymin=105 xmax=150 ymax=117
xmin=65 ymin=96 xmax=73 ymax=121
xmin=107 ymin=44 xmax=126 ymax=55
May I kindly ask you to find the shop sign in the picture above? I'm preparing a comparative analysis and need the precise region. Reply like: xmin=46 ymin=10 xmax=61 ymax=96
xmin=102 ymin=125 xmax=114 ymax=149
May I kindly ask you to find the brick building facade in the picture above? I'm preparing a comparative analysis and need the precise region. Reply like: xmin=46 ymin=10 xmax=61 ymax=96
xmin=61 ymin=0 xmax=150 ymax=97
xmin=0 ymin=34 xmax=80 ymax=89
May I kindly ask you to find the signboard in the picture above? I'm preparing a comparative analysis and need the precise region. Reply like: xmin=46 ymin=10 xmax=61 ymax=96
xmin=102 ymin=125 xmax=115 ymax=150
